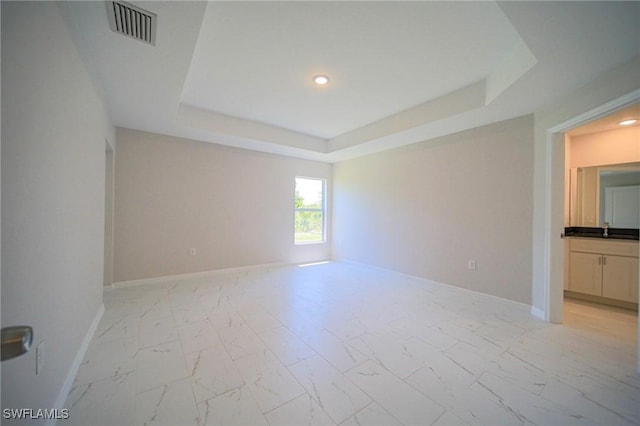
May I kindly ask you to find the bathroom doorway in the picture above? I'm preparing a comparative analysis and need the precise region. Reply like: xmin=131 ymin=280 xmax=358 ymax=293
xmin=544 ymin=90 xmax=640 ymax=372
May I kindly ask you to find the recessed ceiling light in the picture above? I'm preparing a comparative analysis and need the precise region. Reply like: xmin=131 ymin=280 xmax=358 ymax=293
xmin=313 ymin=75 xmax=329 ymax=86
xmin=618 ymin=119 xmax=638 ymax=126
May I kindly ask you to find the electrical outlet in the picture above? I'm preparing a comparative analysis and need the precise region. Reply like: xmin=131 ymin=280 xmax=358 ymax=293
xmin=467 ymin=260 xmax=477 ymax=270
xmin=189 ymin=248 xmax=197 ymax=256
xmin=36 ymin=341 xmax=44 ymax=375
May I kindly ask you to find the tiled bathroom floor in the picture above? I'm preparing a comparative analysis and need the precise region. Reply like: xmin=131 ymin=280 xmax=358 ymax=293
xmin=60 ymin=262 xmax=639 ymax=426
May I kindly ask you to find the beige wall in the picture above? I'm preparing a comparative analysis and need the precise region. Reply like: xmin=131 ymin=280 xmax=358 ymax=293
xmin=113 ymin=129 xmax=332 ymax=282
xmin=2 ymin=2 xmax=114 ymax=417
xmin=570 ymin=126 xmax=640 ymax=168
xmin=332 ymin=115 xmax=534 ymax=304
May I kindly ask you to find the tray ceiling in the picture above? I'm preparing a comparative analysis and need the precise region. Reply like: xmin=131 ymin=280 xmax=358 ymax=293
xmin=62 ymin=1 xmax=640 ymax=162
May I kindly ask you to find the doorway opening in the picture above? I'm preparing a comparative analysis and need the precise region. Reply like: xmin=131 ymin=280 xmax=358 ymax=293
xmin=562 ymin=103 xmax=639 ymax=367
xmin=544 ymin=88 xmax=640 ymax=372
xmin=104 ymin=140 xmax=114 ymax=286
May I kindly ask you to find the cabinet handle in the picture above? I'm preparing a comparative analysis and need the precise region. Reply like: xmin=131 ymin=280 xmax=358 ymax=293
xmin=603 ymin=256 xmax=606 ymax=265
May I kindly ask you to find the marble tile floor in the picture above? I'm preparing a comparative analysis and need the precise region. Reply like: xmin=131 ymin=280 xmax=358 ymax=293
xmin=60 ymin=262 xmax=640 ymax=426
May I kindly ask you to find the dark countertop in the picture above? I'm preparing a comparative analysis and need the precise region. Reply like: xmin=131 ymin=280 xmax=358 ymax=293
xmin=564 ymin=226 xmax=639 ymax=241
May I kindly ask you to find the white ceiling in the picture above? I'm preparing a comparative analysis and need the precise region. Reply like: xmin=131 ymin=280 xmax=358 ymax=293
xmin=62 ymin=1 xmax=640 ymax=163
xmin=181 ymin=2 xmax=520 ymax=139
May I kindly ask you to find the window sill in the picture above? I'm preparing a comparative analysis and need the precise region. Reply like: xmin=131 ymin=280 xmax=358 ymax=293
xmin=294 ymin=240 xmax=327 ymax=246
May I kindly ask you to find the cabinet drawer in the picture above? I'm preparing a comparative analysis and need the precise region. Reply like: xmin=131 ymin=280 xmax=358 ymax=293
xmin=570 ymin=238 xmax=639 ymax=257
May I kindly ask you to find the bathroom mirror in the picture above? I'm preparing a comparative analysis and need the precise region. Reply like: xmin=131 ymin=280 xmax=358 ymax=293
xmin=570 ymin=162 xmax=640 ymax=228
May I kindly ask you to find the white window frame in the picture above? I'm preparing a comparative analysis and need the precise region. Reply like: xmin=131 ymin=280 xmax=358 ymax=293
xmin=294 ymin=176 xmax=326 ymax=245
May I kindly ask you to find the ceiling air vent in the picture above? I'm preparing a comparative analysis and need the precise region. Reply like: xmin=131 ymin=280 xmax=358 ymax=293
xmin=107 ymin=1 xmax=157 ymax=46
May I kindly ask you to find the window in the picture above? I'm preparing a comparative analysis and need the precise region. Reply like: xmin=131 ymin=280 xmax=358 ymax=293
xmin=294 ymin=177 xmax=326 ymax=244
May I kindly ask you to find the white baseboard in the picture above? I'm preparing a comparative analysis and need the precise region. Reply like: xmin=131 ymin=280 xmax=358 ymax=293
xmin=47 ymin=304 xmax=104 ymax=426
xmin=337 ymin=258 xmax=538 ymax=315
xmin=110 ymin=261 xmax=292 ymax=289
xmin=113 ymin=258 xmax=549 ymax=322
xmin=531 ymin=306 xmax=546 ymax=320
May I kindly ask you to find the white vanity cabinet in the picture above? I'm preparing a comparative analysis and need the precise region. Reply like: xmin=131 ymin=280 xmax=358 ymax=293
xmin=568 ymin=238 xmax=639 ymax=303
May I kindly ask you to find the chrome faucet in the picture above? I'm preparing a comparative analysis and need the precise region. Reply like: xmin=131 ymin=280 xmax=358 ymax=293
xmin=603 ymin=222 xmax=609 ymax=238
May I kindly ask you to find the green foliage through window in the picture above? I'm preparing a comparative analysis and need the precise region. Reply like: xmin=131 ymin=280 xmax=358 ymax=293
xmin=295 ymin=177 xmax=325 ymax=244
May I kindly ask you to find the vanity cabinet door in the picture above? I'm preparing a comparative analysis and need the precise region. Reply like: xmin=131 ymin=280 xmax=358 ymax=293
xmin=602 ymin=255 xmax=639 ymax=303
xmin=569 ymin=252 xmax=603 ymax=296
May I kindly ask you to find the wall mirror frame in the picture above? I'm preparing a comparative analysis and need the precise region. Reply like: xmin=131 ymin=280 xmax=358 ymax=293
xmin=569 ymin=161 xmax=640 ymax=228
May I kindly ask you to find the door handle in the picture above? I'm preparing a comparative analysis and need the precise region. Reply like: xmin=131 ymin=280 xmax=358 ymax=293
xmin=1 ymin=326 xmax=33 ymax=361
